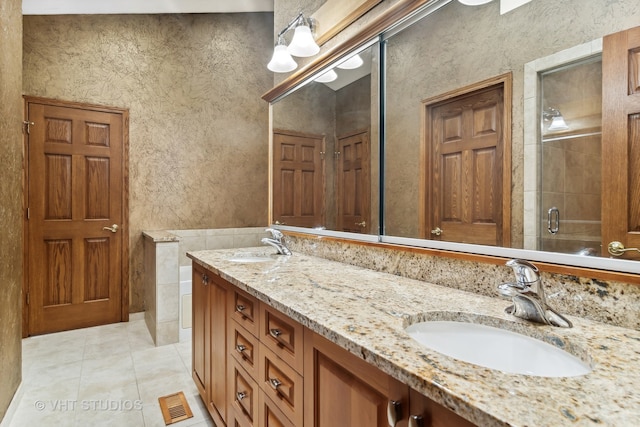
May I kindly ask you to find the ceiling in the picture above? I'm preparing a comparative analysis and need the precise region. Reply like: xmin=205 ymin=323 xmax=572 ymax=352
xmin=22 ymin=0 xmax=274 ymax=15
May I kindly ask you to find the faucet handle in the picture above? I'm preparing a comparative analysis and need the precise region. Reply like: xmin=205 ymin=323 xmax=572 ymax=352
xmin=265 ymin=228 xmax=284 ymax=241
xmin=505 ymin=259 xmax=540 ymax=286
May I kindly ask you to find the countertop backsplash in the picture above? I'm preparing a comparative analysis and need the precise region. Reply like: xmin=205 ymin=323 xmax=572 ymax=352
xmin=284 ymin=234 xmax=640 ymax=330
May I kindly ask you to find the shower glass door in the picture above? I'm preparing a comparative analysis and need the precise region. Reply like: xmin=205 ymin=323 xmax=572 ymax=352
xmin=539 ymin=56 xmax=603 ymax=256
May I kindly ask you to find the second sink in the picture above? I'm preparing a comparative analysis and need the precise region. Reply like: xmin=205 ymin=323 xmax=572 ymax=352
xmin=405 ymin=319 xmax=591 ymax=377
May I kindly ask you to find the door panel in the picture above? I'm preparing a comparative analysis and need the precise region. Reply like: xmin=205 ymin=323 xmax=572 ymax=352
xmin=273 ymin=131 xmax=325 ymax=228
xmin=602 ymin=26 xmax=640 ymax=260
xmin=423 ymin=80 xmax=509 ymax=246
xmin=337 ymin=131 xmax=370 ymax=233
xmin=26 ymin=99 xmax=127 ymax=335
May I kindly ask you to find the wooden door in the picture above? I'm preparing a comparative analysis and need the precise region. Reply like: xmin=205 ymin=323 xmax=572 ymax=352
xmin=337 ymin=130 xmax=370 ymax=233
xmin=602 ymin=26 xmax=640 ymax=260
xmin=273 ymin=130 xmax=325 ymax=228
xmin=25 ymin=98 xmax=128 ymax=335
xmin=303 ymin=329 xmax=407 ymax=427
xmin=422 ymin=75 xmax=511 ymax=247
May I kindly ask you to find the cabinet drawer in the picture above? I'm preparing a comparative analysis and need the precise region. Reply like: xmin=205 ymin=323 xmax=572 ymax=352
xmin=228 ymin=358 xmax=259 ymax=427
xmin=260 ymin=305 xmax=304 ymax=373
xmin=259 ymin=393 xmax=295 ymax=427
xmin=231 ymin=288 xmax=260 ymax=336
xmin=230 ymin=320 xmax=260 ymax=379
xmin=258 ymin=344 xmax=303 ymax=427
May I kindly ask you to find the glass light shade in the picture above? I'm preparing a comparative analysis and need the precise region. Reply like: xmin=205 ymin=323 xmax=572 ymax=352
xmin=287 ymin=25 xmax=320 ymax=57
xmin=337 ymin=54 xmax=364 ymax=70
xmin=314 ymin=69 xmax=338 ymax=83
xmin=267 ymin=44 xmax=297 ymax=73
xmin=548 ymin=116 xmax=569 ymax=131
xmin=458 ymin=0 xmax=493 ymax=5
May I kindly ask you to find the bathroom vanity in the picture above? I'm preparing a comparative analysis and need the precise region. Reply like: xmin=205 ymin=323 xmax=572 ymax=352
xmin=189 ymin=248 xmax=640 ymax=427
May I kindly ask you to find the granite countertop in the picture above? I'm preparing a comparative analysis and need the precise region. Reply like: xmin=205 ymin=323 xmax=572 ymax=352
xmin=188 ymin=248 xmax=640 ymax=427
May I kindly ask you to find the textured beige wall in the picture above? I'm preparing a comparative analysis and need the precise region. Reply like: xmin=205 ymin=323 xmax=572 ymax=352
xmin=0 ymin=0 xmax=24 ymax=419
xmin=384 ymin=0 xmax=640 ymax=243
xmin=23 ymin=13 xmax=274 ymax=311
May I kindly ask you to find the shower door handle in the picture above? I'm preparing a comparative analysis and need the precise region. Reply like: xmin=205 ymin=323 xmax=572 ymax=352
xmin=547 ymin=207 xmax=559 ymax=235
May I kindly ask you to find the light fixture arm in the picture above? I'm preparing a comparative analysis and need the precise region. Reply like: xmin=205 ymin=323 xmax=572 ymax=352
xmin=276 ymin=12 xmax=314 ymax=40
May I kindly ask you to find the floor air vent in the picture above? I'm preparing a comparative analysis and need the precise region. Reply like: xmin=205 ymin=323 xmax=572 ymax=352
xmin=158 ymin=391 xmax=194 ymax=425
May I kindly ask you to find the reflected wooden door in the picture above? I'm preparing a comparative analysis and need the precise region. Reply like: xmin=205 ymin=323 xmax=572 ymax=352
xmin=273 ymin=130 xmax=325 ymax=228
xmin=337 ymin=130 xmax=370 ymax=233
xmin=422 ymin=76 xmax=511 ymax=246
xmin=602 ymin=26 xmax=640 ymax=260
xmin=25 ymin=98 xmax=128 ymax=335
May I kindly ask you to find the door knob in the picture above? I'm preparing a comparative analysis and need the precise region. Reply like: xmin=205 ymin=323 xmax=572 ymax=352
xmin=355 ymin=220 xmax=366 ymax=228
xmin=430 ymin=227 xmax=443 ymax=236
xmin=608 ymin=241 xmax=640 ymax=256
xmin=102 ymin=224 xmax=119 ymax=233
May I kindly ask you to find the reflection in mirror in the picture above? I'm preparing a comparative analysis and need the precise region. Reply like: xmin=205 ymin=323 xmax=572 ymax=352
xmin=382 ymin=0 xmax=640 ymax=263
xmin=271 ymin=43 xmax=379 ymax=234
xmin=538 ymin=56 xmax=602 ymax=256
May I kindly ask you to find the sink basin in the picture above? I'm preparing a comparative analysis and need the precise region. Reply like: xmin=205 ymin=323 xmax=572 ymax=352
xmin=405 ymin=321 xmax=591 ymax=377
xmin=228 ymin=255 xmax=274 ymax=263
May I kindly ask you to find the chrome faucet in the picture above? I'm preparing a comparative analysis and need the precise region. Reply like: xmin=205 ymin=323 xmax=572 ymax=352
xmin=498 ymin=259 xmax=572 ymax=328
xmin=261 ymin=228 xmax=292 ymax=255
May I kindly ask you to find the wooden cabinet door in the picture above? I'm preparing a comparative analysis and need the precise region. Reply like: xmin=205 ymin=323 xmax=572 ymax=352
xmin=602 ymin=26 xmax=640 ymax=260
xmin=337 ymin=130 xmax=370 ymax=233
xmin=273 ymin=130 xmax=325 ymax=228
xmin=208 ymin=273 xmax=230 ymax=426
xmin=408 ymin=388 xmax=475 ymax=427
xmin=192 ymin=263 xmax=210 ymax=400
xmin=303 ymin=329 xmax=407 ymax=427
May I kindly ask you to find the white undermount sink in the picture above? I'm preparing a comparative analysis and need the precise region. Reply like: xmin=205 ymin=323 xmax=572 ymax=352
xmin=227 ymin=255 xmax=275 ymax=263
xmin=405 ymin=320 xmax=592 ymax=377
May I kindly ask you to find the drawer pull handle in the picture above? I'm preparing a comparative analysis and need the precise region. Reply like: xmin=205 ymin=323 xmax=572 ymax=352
xmin=408 ymin=415 xmax=424 ymax=427
xmin=236 ymin=344 xmax=247 ymax=353
xmin=269 ymin=328 xmax=283 ymax=339
xmin=387 ymin=400 xmax=401 ymax=427
xmin=236 ymin=391 xmax=247 ymax=401
xmin=236 ymin=304 xmax=246 ymax=313
xmin=269 ymin=378 xmax=282 ymax=390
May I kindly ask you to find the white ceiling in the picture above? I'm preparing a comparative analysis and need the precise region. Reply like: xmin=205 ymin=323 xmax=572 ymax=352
xmin=22 ymin=0 xmax=274 ymax=15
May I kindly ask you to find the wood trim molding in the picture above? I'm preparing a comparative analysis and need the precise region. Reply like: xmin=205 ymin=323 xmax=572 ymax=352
xmin=263 ymin=0 xmax=432 ymax=103
xmin=312 ymin=0 xmax=384 ymax=46
xmin=283 ymin=231 xmax=640 ymax=285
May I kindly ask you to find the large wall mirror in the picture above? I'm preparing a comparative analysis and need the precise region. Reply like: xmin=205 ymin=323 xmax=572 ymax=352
xmin=268 ymin=0 xmax=640 ymax=274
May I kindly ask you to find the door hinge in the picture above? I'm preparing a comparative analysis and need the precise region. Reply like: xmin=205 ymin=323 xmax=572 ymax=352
xmin=25 ymin=292 xmax=30 ymax=306
xmin=26 ymin=208 xmax=30 ymax=220
xmin=23 ymin=120 xmax=34 ymax=134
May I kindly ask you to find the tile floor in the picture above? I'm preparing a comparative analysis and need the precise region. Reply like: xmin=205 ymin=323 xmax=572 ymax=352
xmin=2 ymin=314 xmax=214 ymax=427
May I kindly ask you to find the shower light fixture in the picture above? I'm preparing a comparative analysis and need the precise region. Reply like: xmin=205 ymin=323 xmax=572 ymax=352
xmin=543 ymin=107 xmax=569 ymax=131
xmin=267 ymin=12 xmax=320 ymax=73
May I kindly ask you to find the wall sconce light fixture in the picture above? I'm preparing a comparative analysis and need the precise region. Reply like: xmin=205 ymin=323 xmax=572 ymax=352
xmin=543 ymin=107 xmax=569 ymax=131
xmin=267 ymin=12 xmax=320 ymax=73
